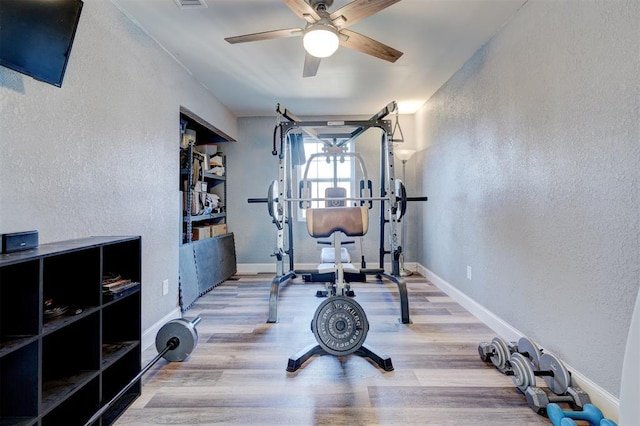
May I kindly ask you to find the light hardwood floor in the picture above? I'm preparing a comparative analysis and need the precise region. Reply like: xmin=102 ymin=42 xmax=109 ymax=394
xmin=116 ymin=274 xmax=551 ymax=425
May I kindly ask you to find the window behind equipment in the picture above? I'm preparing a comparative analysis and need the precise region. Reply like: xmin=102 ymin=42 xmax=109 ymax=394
xmin=297 ymin=138 xmax=355 ymax=221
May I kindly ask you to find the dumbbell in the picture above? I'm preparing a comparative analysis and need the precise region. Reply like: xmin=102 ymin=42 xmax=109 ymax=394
xmin=478 ymin=337 xmax=512 ymax=372
xmin=547 ymin=403 xmax=617 ymax=426
xmin=525 ymin=384 xmax=591 ymax=416
xmin=508 ymin=351 xmax=572 ymax=394
xmin=509 ymin=350 xmax=592 ymax=416
xmin=515 ymin=336 xmax=543 ymax=369
xmin=478 ymin=336 xmax=542 ymax=373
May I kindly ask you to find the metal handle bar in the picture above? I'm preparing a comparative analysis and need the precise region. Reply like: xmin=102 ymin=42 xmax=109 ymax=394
xmin=287 ymin=196 xmax=389 ymax=202
xmin=247 ymin=195 xmax=426 ymax=204
xmin=283 ymin=196 xmax=427 ymax=203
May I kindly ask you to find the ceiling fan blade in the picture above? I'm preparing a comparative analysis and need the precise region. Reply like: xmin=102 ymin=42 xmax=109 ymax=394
xmin=225 ymin=28 xmax=303 ymax=44
xmin=330 ymin=0 xmax=401 ymax=29
xmin=340 ymin=29 xmax=403 ymax=62
xmin=303 ymin=52 xmax=321 ymax=77
xmin=283 ymin=0 xmax=320 ymax=23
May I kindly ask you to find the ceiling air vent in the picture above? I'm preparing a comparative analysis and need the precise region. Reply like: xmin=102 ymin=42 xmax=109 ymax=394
xmin=173 ymin=0 xmax=207 ymax=8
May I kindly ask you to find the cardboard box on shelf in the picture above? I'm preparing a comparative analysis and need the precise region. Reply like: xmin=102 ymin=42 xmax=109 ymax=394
xmin=193 ymin=226 xmax=211 ymax=240
xmin=210 ymin=223 xmax=227 ymax=236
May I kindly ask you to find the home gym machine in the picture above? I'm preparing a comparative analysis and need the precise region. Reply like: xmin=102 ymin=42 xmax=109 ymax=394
xmin=248 ymin=101 xmax=427 ymax=371
xmin=84 ymin=317 xmax=201 ymax=425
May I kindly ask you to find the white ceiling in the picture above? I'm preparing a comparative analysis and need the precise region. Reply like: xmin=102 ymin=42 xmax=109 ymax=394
xmin=111 ymin=0 xmax=527 ymax=117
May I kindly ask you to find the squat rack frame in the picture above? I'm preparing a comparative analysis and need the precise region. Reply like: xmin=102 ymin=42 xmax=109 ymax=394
xmin=264 ymin=101 xmax=413 ymax=324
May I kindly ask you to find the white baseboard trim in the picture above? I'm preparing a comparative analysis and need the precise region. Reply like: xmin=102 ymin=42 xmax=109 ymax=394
xmin=141 ymin=307 xmax=181 ymax=351
xmin=417 ymin=264 xmax=620 ymax=423
xmin=236 ymin=263 xmax=329 ymax=274
xmin=237 ymin=262 xmax=418 ymax=276
xmin=417 ymin=264 xmax=524 ymax=341
xmin=236 ymin=263 xmax=276 ymax=274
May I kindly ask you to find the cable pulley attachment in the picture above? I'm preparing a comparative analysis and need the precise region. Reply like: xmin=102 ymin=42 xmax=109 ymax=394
xmin=390 ymin=105 xmax=405 ymax=143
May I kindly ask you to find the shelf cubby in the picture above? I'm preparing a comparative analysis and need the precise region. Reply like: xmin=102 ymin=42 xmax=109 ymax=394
xmin=0 ymin=260 xmax=39 ymax=355
xmin=102 ymin=239 xmax=141 ymax=286
xmin=42 ymin=248 xmax=100 ymax=318
xmin=42 ymin=313 xmax=100 ymax=412
xmin=103 ymin=290 xmax=140 ymax=345
xmin=0 ymin=341 xmax=38 ymax=425
xmin=102 ymin=349 xmax=141 ymax=407
xmin=41 ymin=377 xmax=99 ymax=426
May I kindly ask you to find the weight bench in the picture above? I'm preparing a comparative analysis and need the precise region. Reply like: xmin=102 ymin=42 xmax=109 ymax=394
xmin=302 ymin=243 xmax=366 ymax=288
xmin=287 ymin=204 xmax=393 ymax=372
xmin=305 ymin=205 xmax=368 ymax=296
xmin=299 ymin=187 xmax=369 ymax=286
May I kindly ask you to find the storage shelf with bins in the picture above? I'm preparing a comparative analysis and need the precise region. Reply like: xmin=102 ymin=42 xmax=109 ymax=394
xmin=180 ymin=151 xmax=228 ymax=241
xmin=180 ymin=106 xmax=234 ymax=244
xmin=0 ymin=236 xmax=141 ymax=426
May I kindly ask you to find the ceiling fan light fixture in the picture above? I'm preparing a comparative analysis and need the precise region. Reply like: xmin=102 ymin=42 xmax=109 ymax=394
xmin=303 ymin=24 xmax=339 ymax=58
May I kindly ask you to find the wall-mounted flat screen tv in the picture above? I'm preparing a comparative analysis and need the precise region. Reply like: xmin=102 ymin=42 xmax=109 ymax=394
xmin=0 ymin=0 xmax=84 ymax=87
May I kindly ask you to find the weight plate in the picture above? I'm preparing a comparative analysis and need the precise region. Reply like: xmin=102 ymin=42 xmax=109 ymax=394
xmin=539 ymin=352 xmax=571 ymax=395
xmin=393 ymin=180 xmax=407 ymax=221
xmin=312 ymin=296 xmax=369 ymax=356
xmin=267 ymin=180 xmax=281 ymax=222
xmin=156 ymin=318 xmax=198 ymax=362
xmin=510 ymin=352 xmax=536 ymax=392
xmin=490 ymin=337 xmax=510 ymax=371
xmin=517 ymin=337 xmax=542 ymax=370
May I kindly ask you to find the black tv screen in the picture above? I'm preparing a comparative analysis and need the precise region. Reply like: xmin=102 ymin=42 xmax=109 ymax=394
xmin=0 ymin=0 xmax=83 ymax=87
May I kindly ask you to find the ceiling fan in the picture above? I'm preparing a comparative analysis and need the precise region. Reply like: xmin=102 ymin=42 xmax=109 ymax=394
xmin=224 ymin=0 xmax=403 ymax=77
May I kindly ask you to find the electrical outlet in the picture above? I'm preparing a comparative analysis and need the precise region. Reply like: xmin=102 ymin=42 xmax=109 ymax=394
xmin=162 ymin=279 xmax=169 ymax=296
xmin=466 ymin=266 xmax=472 ymax=280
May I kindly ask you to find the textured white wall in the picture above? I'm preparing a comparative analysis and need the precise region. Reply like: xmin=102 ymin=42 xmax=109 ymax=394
xmin=0 ymin=0 xmax=237 ymax=331
xmin=414 ymin=0 xmax=639 ymax=397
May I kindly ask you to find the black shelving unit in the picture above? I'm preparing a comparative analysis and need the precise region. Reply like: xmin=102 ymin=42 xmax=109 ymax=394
xmin=180 ymin=144 xmax=228 ymax=243
xmin=179 ymin=106 xmax=234 ymax=244
xmin=0 ymin=236 xmax=142 ymax=425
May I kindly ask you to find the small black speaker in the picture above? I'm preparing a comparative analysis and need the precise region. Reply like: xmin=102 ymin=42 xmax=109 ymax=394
xmin=1 ymin=230 xmax=39 ymax=254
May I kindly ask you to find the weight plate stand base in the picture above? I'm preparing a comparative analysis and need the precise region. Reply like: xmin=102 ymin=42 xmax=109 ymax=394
xmin=286 ymin=342 xmax=393 ymax=373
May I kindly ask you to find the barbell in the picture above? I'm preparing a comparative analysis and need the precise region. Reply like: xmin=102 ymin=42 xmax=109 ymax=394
xmin=84 ymin=317 xmax=201 ymax=425
xmin=247 ymin=179 xmax=427 ymax=224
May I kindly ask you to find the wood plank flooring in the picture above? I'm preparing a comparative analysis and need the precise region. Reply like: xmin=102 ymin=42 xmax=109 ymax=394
xmin=116 ymin=274 xmax=551 ymax=425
